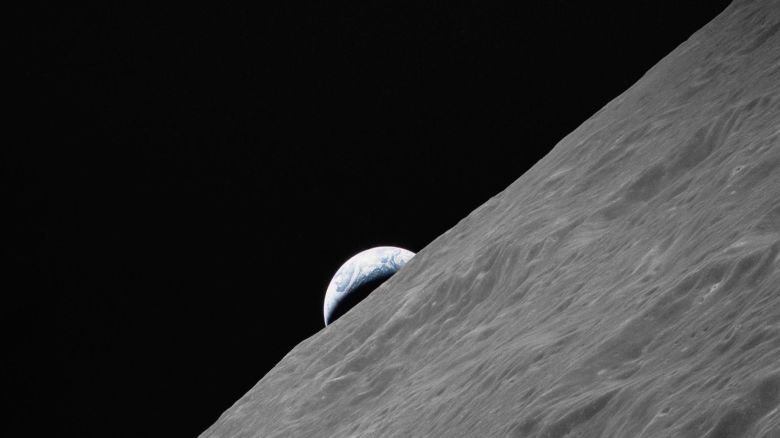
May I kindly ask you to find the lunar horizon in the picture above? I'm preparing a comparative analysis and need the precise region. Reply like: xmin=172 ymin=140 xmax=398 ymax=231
xmin=202 ymin=1 xmax=780 ymax=436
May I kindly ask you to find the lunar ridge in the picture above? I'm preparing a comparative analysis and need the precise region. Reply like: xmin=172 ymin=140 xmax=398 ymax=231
xmin=202 ymin=2 xmax=780 ymax=437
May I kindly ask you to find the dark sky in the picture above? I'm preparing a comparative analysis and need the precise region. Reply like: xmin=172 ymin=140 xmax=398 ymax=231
xmin=8 ymin=1 xmax=730 ymax=436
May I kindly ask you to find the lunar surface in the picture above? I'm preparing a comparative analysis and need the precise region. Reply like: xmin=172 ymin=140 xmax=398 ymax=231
xmin=203 ymin=1 xmax=780 ymax=437
xmin=324 ymin=247 xmax=415 ymax=326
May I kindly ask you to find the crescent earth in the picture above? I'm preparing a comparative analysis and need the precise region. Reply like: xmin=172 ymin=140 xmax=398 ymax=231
xmin=323 ymin=247 xmax=415 ymax=326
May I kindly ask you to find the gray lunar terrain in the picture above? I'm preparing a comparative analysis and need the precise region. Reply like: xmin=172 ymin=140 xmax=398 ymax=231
xmin=202 ymin=1 xmax=780 ymax=437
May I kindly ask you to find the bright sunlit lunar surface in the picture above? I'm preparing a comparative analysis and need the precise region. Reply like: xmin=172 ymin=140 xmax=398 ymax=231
xmin=324 ymin=246 xmax=414 ymax=326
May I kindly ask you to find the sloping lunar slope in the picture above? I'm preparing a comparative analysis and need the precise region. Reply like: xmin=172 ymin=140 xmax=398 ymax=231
xmin=203 ymin=2 xmax=780 ymax=437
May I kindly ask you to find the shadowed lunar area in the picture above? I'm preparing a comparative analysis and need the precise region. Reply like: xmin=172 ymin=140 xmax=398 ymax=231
xmin=324 ymin=247 xmax=415 ymax=326
xmin=203 ymin=1 xmax=780 ymax=437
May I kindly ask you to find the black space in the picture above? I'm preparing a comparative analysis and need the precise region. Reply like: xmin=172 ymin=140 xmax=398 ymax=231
xmin=7 ymin=1 xmax=730 ymax=436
